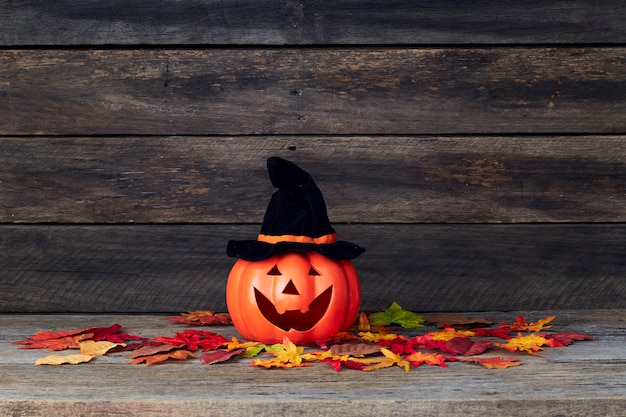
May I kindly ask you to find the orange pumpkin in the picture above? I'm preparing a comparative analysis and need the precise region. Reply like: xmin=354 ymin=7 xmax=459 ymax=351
xmin=226 ymin=251 xmax=361 ymax=344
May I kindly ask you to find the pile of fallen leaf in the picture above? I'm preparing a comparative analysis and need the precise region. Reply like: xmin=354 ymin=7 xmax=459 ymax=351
xmin=14 ymin=302 xmax=593 ymax=371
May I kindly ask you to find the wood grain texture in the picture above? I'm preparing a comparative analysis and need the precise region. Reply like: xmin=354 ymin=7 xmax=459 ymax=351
xmin=0 ymin=310 xmax=624 ymax=416
xmin=0 ymin=136 xmax=624 ymax=223
xmin=1 ymin=1 xmax=625 ymax=46
xmin=2 ymin=48 xmax=625 ymax=135
xmin=1 ymin=224 xmax=623 ymax=313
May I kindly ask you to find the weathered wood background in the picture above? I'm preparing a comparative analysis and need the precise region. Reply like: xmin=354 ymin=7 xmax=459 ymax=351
xmin=1 ymin=1 xmax=624 ymax=313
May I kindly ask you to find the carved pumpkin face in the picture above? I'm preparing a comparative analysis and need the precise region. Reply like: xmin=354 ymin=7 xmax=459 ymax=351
xmin=226 ymin=252 xmax=361 ymax=344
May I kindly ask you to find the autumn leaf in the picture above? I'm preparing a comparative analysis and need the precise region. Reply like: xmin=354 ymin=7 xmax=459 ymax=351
xmin=252 ymin=336 xmax=327 ymax=369
xmin=318 ymin=331 xmax=362 ymax=349
xmin=19 ymin=328 xmax=88 ymax=342
xmin=545 ymin=332 xmax=594 ymax=346
xmin=226 ymin=337 xmax=262 ymax=352
xmin=404 ymin=351 xmax=448 ymax=368
xmin=329 ymin=343 xmax=382 ymax=357
xmin=223 ymin=338 xmax=266 ymax=358
xmin=358 ymin=331 xmax=402 ymax=343
xmin=35 ymin=354 xmax=95 ymax=366
xmin=430 ymin=328 xmax=475 ymax=342
xmin=378 ymin=335 xmax=418 ymax=355
xmin=424 ymin=314 xmax=493 ymax=328
xmin=200 ymin=348 xmax=244 ymax=365
xmin=352 ymin=348 xmax=411 ymax=372
xmin=266 ymin=336 xmax=306 ymax=366
xmin=15 ymin=333 xmax=94 ymax=351
xmin=471 ymin=327 xmax=513 ymax=340
xmin=357 ymin=311 xmax=371 ymax=331
xmin=445 ymin=337 xmax=492 ymax=356
xmin=153 ymin=330 xmax=228 ymax=351
xmin=496 ymin=333 xmax=549 ymax=356
xmin=130 ymin=349 xmax=195 ymax=365
xmin=321 ymin=357 xmax=368 ymax=372
xmin=167 ymin=311 xmax=232 ymax=326
xmin=14 ymin=324 xmax=141 ymax=347
xmin=462 ymin=357 xmax=523 ymax=369
xmin=503 ymin=316 xmax=556 ymax=332
xmin=113 ymin=339 xmax=166 ymax=352
xmin=368 ymin=302 xmax=424 ymax=328
xmin=79 ymin=340 xmax=125 ymax=356
xmin=126 ymin=344 xmax=177 ymax=359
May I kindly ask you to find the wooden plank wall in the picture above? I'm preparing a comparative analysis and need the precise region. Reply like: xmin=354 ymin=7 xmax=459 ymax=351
xmin=0 ymin=1 xmax=624 ymax=313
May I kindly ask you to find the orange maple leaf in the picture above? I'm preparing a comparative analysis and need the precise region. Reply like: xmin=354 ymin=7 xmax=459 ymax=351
xmin=503 ymin=316 xmax=555 ymax=332
xmin=226 ymin=337 xmax=261 ymax=352
xmin=15 ymin=333 xmax=94 ymax=351
xmin=405 ymin=351 xmax=448 ymax=367
xmin=130 ymin=349 xmax=195 ymax=365
xmin=462 ymin=357 xmax=523 ymax=369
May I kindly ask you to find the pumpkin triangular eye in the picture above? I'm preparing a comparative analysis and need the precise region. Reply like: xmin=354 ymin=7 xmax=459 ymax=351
xmin=308 ymin=266 xmax=320 ymax=276
xmin=267 ymin=265 xmax=282 ymax=275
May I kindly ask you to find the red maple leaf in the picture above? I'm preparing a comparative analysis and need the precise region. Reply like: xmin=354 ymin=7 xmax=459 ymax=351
xmin=200 ymin=348 xmax=244 ymax=365
xmin=471 ymin=327 xmax=513 ymax=340
xmin=545 ymin=332 xmax=594 ymax=346
xmin=378 ymin=335 xmax=415 ymax=355
xmin=153 ymin=330 xmax=228 ymax=351
xmin=321 ymin=357 xmax=368 ymax=372
xmin=445 ymin=337 xmax=492 ymax=356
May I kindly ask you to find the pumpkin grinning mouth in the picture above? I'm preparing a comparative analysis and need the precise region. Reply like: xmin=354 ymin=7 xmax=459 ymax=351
xmin=254 ymin=286 xmax=333 ymax=332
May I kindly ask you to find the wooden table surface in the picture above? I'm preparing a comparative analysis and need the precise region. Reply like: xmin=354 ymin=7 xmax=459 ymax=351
xmin=1 ymin=310 xmax=624 ymax=416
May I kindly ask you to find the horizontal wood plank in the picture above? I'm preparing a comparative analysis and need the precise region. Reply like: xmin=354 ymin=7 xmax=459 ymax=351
xmin=1 ymin=1 xmax=626 ymax=46
xmin=0 ymin=224 xmax=623 ymax=313
xmin=1 ymin=136 xmax=623 ymax=223
xmin=2 ymin=48 xmax=626 ymax=135
xmin=0 ymin=311 xmax=624 ymax=416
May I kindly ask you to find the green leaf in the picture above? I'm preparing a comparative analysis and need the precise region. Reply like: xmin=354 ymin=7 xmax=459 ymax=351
xmin=368 ymin=302 xmax=424 ymax=328
xmin=239 ymin=345 xmax=266 ymax=358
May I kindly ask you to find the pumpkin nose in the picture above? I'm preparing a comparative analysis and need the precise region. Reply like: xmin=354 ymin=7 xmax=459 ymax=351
xmin=282 ymin=280 xmax=300 ymax=295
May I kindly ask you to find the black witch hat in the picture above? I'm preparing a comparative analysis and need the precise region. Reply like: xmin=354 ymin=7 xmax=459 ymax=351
xmin=226 ymin=157 xmax=365 ymax=261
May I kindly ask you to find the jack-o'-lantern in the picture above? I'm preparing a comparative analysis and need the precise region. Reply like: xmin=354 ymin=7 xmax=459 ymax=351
xmin=226 ymin=252 xmax=360 ymax=344
xmin=226 ymin=157 xmax=365 ymax=344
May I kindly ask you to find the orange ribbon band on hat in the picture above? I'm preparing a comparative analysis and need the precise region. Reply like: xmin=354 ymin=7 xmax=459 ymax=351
xmin=257 ymin=233 xmax=337 ymax=245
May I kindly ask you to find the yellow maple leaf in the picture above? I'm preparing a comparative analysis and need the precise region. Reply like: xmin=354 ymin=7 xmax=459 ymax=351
xmin=430 ymin=328 xmax=475 ymax=342
xmin=79 ymin=340 xmax=125 ymax=356
xmin=35 ymin=354 xmax=94 ymax=366
xmin=496 ymin=333 xmax=548 ymax=356
xmin=273 ymin=336 xmax=305 ymax=366
xmin=357 ymin=331 xmax=401 ymax=343
xmin=226 ymin=337 xmax=261 ymax=352
xmin=352 ymin=348 xmax=411 ymax=372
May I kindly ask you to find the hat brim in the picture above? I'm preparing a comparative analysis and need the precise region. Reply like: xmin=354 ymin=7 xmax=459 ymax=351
xmin=227 ymin=239 xmax=365 ymax=261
